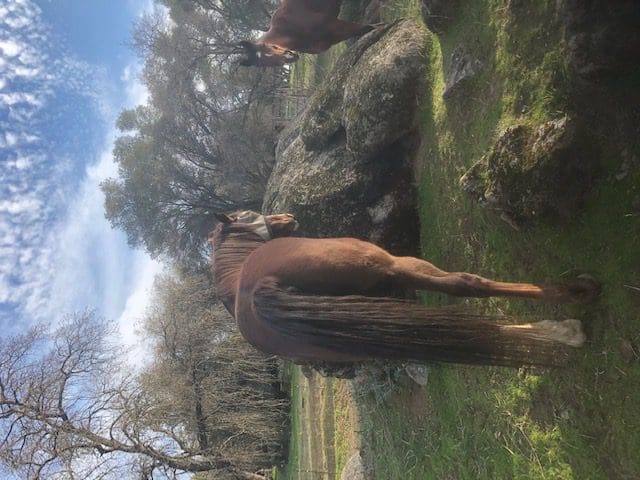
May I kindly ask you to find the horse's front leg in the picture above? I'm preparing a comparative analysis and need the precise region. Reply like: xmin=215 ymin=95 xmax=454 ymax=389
xmin=391 ymin=256 xmax=600 ymax=303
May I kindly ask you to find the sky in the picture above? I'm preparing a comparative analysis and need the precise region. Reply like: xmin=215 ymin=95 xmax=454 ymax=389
xmin=0 ymin=0 xmax=163 ymax=358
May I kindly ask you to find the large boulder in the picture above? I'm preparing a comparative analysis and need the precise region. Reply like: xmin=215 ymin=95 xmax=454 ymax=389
xmin=263 ymin=20 xmax=429 ymax=256
xmin=459 ymin=116 xmax=599 ymax=223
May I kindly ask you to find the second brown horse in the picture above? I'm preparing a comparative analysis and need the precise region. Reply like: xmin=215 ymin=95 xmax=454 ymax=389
xmin=210 ymin=211 xmax=600 ymax=368
xmin=238 ymin=0 xmax=377 ymax=66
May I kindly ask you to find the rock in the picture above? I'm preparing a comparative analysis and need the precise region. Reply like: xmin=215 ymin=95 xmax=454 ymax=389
xmin=460 ymin=116 xmax=598 ymax=223
xmin=443 ymin=45 xmax=483 ymax=99
xmin=299 ymin=361 xmax=359 ymax=379
xmin=420 ymin=0 xmax=460 ymax=35
xmin=564 ymin=0 xmax=640 ymax=81
xmin=341 ymin=451 xmax=372 ymax=480
xmin=264 ymin=20 xmax=428 ymax=257
xmin=363 ymin=0 xmax=381 ymax=24
xmin=405 ymin=363 xmax=430 ymax=386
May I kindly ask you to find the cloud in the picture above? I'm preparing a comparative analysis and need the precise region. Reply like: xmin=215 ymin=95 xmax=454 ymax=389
xmin=0 ymin=39 xmax=21 ymax=57
xmin=0 ymin=198 xmax=41 ymax=215
xmin=0 ymin=0 xmax=162 ymax=357
xmin=116 ymin=255 xmax=164 ymax=367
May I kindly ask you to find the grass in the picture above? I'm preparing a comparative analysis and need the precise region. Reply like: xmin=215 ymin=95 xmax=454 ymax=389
xmin=361 ymin=1 xmax=640 ymax=479
xmin=278 ymin=0 xmax=640 ymax=478
xmin=274 ymin=368 xmax=357 ymax=480
xmin=273 ymin=366 xmax=301 ymax=480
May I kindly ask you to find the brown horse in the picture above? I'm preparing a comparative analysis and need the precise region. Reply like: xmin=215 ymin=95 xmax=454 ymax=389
xmin=209 ymin=211 xmax=600 ymax=367
xmin=238 ymin=0 xmax=377 ymax=66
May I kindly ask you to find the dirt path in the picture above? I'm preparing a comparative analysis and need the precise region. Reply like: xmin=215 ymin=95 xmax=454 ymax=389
xmin=294 ymin=368 xmax=362 ymax=479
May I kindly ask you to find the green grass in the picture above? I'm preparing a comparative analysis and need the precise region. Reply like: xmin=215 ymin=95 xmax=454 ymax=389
xmin=279 ymin=1 xmax=640 ymax=479
xmin=274 ymin=366 xmax=301 ymax=480
xmin=360 ymin=1 xmax=640 ymax=479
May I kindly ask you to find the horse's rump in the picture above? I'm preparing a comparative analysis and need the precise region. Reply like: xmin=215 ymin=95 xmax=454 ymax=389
xmin=253 ymin=282 xmax=576 ymax=367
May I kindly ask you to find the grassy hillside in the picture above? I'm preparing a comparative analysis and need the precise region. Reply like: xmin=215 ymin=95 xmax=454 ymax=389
xmin=280 ymin=1 xmax=640 ymax=478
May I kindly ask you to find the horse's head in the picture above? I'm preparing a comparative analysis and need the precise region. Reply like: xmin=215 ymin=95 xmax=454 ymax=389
xmin=238 ymin=40 xmax=299 ymax=67
xmin=213 ymin=210 xmax=298 ymax=241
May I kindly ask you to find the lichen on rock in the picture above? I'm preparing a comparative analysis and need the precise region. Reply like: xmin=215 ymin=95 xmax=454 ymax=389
xmin=460 ymin=116 xmax=599 ymax=223
xmin=263 ymin=20 xmax=429 ymax=256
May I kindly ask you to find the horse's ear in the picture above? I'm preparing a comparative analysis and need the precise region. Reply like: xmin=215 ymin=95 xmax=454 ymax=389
xmin=215 ymin=213 xmax=234 ymax=224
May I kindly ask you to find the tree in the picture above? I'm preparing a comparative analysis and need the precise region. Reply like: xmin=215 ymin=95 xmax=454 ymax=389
xmin=0 ymin=311 xmax=273 ymax=479
xmin=104 ymin=2 xmax=288 ymax=268
xmin=140 ymin=271 xmax=288 ymax=474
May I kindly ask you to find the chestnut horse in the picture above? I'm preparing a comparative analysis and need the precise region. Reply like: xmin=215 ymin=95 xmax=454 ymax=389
xmin=238 ymin=0 xmax=376 ymax=66
xmin=209 ymin=211 xmax=600 ymax=367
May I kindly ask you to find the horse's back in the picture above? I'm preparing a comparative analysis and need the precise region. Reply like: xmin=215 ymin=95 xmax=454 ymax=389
xmin=238 ymin=237 xmax=396 ymax=296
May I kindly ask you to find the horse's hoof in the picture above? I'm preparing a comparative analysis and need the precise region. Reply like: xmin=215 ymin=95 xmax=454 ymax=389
xmin=573 ymin=274 xmax=601 ymax=303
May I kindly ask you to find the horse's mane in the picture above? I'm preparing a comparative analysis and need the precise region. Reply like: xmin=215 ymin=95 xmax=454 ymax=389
xmin=210 ymin=222 xmax=267 ymax=312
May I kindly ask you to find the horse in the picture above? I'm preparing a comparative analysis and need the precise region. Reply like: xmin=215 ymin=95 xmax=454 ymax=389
xmin=238 ymin=0 xmax=377 ymax=66
xmin=209 ymin=210 xmax=600 ymax=368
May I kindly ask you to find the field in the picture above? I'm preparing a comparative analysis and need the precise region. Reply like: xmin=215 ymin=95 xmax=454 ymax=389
xmin=277 ymin=1 xmax=640 ymax=479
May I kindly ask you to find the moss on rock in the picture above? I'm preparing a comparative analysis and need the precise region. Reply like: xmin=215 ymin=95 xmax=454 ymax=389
xmin=460 ymin=116 xmax=599 ymax=222
xmin=264 ymin=20 xmax=429 ymax=255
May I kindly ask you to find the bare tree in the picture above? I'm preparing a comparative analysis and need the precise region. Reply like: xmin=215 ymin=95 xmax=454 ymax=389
xmin=141 ymin=272 xmax=288 ymax=474
xmin=0 ymin=312 xmax=269 ymax=480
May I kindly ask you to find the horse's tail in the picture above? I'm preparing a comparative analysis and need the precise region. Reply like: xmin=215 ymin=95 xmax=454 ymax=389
xmin=253 ymin=282 xmax=586 ymax=367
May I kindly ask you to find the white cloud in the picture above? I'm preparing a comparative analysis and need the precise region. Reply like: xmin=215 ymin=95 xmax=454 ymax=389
xmin=6 ymin=155 xmax=34 ymax=170
xmin=0 ymin=278 xmax=9 ymax=304
xmin=0 ymin=197 xmax=40 ymax=215
xmin=0 ymin=0 xmax=164 ymax=374
xmin=116 ymin=256 xmax=163 ymax=366
xmin=0 ymin=39 xmax=22 ymax=57
xmin=0 ymin=92 xmax=43 ymax=106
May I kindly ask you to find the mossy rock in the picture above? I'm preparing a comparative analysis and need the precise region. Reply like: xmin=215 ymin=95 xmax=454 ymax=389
xmin=460 ymin=116 xmax=599 ymax=223
xmin=264 ymin=20 xmax=429 ymax=255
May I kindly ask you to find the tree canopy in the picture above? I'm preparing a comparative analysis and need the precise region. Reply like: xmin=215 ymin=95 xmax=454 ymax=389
xmin=103 ymin=0 xmax=288 ymax=268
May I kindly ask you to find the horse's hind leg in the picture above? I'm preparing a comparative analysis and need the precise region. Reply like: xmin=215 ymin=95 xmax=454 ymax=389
xmin=391 ymin=256 xmax=600 ymax=303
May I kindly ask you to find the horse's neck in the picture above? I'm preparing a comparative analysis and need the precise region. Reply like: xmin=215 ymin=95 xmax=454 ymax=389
xmin=214 ymin=231 xmax=265 ymax=315
xmin=261 ymin=8 xmax=298 ymax=47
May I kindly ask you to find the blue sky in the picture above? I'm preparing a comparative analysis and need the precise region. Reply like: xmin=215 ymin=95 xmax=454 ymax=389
xmin=0 ymin=0 xmax=162 ymax=352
